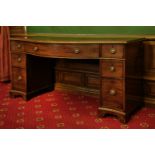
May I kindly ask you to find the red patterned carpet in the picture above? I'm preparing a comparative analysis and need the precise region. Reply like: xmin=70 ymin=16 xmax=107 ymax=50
xmin=0 ymin=82 xmax=155 ymax=129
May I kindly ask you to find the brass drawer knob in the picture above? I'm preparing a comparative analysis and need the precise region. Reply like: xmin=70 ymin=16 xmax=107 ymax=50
xmin=17 ymin=44 xmax=21 ymax=49
xmin=33 ymin=46 xmax=39 ymax=51
xmin=109 ymin=89 xmax=116 ymax=96
xmin=17 ymin=76 xmax=22 ymax=81
xmin=109 ymin=66 xmax=115 ymax=72
xmin=110 ymin=48 xmax=116 ymax=54
xmin=74 ymin=49 xmax=80 ymax=54
xmin=17 ymin=57 xmax=22 ymax=62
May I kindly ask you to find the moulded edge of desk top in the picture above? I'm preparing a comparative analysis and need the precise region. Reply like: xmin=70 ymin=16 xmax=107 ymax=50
xmin=9 ymin=33 xmax=146 ymax=44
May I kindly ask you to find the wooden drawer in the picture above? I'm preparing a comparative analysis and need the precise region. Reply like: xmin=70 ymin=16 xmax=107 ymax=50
xmin=101 ymin=45 xmax=124 ymax=58
xmin=10 ymin=41 xmax=24 ymax=52
xmin=11 ymin=53 xmax=26 ymax=68
xmin=25 ymin=43 xmax=99 ymax=58
xmin=11 ymin=67 xmax=26 ymax=91
xmin=101 ymin=79 xmax=124 ymax=110
xmin=101 ymin=60 xmax=124 ymax=78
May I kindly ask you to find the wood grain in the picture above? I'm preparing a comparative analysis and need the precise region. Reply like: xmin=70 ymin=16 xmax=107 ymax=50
xmin=10 ymin=37 xmax=145 ymax=123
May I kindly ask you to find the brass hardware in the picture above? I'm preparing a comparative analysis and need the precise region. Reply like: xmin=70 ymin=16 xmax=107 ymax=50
xmin=33 ymin=46 xmax=39 ymax=51
xmin=109 ymin=89 xmax=116 ymax=96
xmin=17 ymin=44 xmax=21 ymax=49
xmin=17 ymin=76 xmax=22 ymax=81
xmin=17 ymin=57 xmax=22 ymax=62
xmin=109 ymin=66 xmax=115 ymax=72
xmin=74 ymin=49 xmax=80 ymax=54
xmin=110 ymin=48 xmax=116 ymax=54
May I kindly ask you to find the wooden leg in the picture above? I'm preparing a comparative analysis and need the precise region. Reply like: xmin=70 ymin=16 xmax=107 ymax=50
xmin=9 ymin=91 xmax=15 ymax=98
xmin=118 ymin=115 xmax=129 ymax=124
xmin=98 ymin=112 xmax=106 ymax=117
xmin=98 ymin=107 xmax=130 ymax=123
xmin=98 ymin=108 xmax=107 ymax=117
xmin=9 ymin=90 xmax=28 ymax=101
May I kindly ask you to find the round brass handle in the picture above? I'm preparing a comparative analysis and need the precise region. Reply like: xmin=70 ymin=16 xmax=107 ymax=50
xmin=17 ymin=44 xmax=21 ymax=49
xmin=110 ymin=48 xmax=116 ymax=54
xmin=109 ymin=66 xmax=115 ymax=72
xmin=17 ymin=76 xmax=22 ymax=81
xmin=17 ymin=57 xmax=22 ymax=62
xmin=109 ymin=89 xmax=117 ymax=96
xmin=74 ymin=49 xmax=80 ymax=54
xmin=33 ymin=46 xmax=39 ymax=51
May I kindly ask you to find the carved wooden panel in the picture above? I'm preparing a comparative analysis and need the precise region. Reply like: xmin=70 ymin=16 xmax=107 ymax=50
xmin=126 ymin=78 xmax=143 ymax=96
xmin=85 ymin=74 xmax=100 ymax=89
xmin=144 ymin=44 xmax=155 ymax=77
xmin=55 ymin=59 xmax=100 ymax=88
xmin=125 ymin=43 xmax=144 ymax=77
xmin=143 ymin=42 xmax=155 ymax=106
xmin=60 ymin=71 xmax=84 ymax=86
xmin=144 ymin=81 xmax=155 ymax=97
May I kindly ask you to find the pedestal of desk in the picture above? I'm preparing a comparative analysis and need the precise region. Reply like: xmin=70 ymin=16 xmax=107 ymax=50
xmin=98 ymin=43 xmax=144 ymax=123
xmin=10 ymin=54 xmax=55 ymax=100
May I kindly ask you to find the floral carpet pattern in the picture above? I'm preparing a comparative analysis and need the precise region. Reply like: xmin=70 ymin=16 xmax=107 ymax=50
xmin=0 ymin=83 xmax=155 ymax=129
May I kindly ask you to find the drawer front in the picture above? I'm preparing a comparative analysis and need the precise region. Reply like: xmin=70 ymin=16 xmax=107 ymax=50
xmin=25 ymin=43 xmax=99 ymax=58
xmin=101 ymin=60 xmax=124 ymax=78
xmin=11 ymin=53 xmax=26 ymax=68
xmin=11 ymin=67 xmax=26 ymax=91
xmin=101 ymin=79 xmax=124 ymax=110
xmin=101 ymin=45 xmax=124 ymax=58
xmin=10 ymin=41 xmax=24 ymax=52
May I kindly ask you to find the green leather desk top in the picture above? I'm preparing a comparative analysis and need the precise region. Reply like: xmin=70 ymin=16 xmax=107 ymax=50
xmin=10 ymin=33 xmax=146 ymax=44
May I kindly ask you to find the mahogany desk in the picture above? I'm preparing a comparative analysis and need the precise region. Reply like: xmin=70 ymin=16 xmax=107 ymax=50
xmin=10 ymin=34 xmax=144 ymax=123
